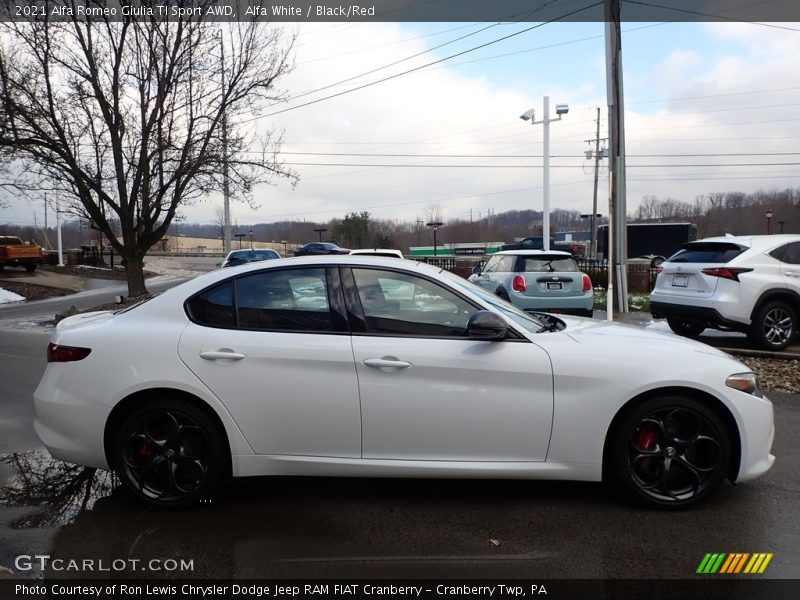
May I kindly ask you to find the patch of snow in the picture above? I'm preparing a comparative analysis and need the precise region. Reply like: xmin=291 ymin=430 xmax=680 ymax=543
xmin=0 ymin=287 xmax=26 ymax=304
xmin=145 ymin=257 xmax=205 ymax=279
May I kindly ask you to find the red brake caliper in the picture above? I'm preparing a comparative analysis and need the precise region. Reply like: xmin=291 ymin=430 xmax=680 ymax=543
xmin=633 ymin=424 xmax=658 ymax=451
xmin=139 ymin=438 xmax=156 ymax=461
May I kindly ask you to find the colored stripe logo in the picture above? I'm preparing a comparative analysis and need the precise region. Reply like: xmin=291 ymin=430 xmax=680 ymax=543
xmin=697 ymin=553 xmax=773 ymax=574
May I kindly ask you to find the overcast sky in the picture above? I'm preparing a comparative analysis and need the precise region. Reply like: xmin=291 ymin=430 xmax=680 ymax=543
xmin=4 ymin=19 xmax=800 ymax=228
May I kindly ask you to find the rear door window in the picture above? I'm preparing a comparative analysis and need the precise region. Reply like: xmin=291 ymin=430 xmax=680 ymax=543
xmin=668 ymin=243 xmax=746 ymax=264
xmin=236 ymin=268 xmax=336 ymax=332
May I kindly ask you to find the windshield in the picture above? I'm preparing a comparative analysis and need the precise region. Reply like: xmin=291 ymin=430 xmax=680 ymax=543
xmin=229 ymin=250 xmax=278 ymax=261
xmin=438 ymin=270 xmax=549 ymax=334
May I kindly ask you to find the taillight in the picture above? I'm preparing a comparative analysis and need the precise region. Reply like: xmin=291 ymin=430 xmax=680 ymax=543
xmin=47 ymin=343 xmax=91 ymax=363
xmin=582 ymin=273 xmax=593 ymax=292
xmin=701 ymin=267 xmax=753 ymax=282
xmin=512 ymin=275 xmax=527 ymax=293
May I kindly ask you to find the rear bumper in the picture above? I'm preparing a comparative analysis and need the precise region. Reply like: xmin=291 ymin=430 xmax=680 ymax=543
xmin=511 ymin=292 xmax=594 ymax=315
xmin=650 ymin=301 xmax=749 ymax=333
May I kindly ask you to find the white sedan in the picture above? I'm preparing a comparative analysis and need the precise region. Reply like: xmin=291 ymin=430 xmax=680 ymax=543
xmin=34 ymin=256 xmax=775 ymax=509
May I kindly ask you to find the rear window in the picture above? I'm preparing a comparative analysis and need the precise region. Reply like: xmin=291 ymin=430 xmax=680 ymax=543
xmin=523 ymin=256 xmax=578 ymax=272
xmin=668 ymin=242 xmax=746 ymax=264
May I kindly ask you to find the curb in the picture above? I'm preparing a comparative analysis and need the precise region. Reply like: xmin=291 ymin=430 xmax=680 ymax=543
xmin=717 ymin=347 xmax=800 ymax=360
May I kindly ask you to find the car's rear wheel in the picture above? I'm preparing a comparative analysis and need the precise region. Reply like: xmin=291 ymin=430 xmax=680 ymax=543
xmin=24 ymin=264 xmax=36 ymax=272
xmin=496 ymin=289 xmax=510 ymax=301
xmin=749 ymin=301 xmax=796 ymax=351
xmin=666 ymin=318 xmax=705 ymax=338
xmin=607 ymin=396 xmax=731 ymax=509
xmin=113 ymin=399 xmax=227 ymax=508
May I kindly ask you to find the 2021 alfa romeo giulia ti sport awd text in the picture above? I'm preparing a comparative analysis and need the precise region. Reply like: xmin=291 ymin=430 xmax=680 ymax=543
xmin=34 ymin=256 xmax=775 ymax=509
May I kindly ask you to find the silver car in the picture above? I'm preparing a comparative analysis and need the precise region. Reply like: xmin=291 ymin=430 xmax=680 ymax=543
xmin=469 ymin=250 xmax=594 ymax=317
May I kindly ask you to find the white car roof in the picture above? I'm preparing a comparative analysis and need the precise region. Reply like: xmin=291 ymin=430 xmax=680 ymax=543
xmin=349 ymin=248 xmax=404 ymax=257
xmin=689 ymin=234 xmax=800 ymax=251
xmin=494 ymin=249 xmax=573 ymax=257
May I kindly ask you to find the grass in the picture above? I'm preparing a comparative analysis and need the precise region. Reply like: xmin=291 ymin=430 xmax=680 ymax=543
xmin=593 ymin=289 xmax=650 ymax=312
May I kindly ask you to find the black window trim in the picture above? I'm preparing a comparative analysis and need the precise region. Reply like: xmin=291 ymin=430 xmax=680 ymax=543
xmin=184 ymin=265 xmax=349 ymax=335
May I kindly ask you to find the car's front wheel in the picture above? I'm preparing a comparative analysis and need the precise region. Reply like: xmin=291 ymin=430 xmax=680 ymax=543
xmin=749 ymin=301 xmax=796 ymax=351
xmin=666 ymin=318 xmax=705 ymax=338
xmin=113 ymin=399 xmax=227 ymax=508
xmin=606 ymin=396 xmax=732 ymax=509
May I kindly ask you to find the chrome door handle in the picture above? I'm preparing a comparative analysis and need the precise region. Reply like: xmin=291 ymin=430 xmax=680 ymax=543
xmin=786 ymin=271 xmax=800 ymax=277
xmin=363 ymin=358 xmax=412 ymax=369
xmin=200 ymin=350 xmax=247 ymax=361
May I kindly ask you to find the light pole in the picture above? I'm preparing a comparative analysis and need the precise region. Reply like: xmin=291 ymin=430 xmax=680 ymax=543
xmin=765 ymin=208 xmax=773 ymax=235
xmin=313 ymin=228 xmax=327 ymax=242
xmin=778 ymin=220 xmax=785 ymax=234
xmin=520 ymin=97 xmax=568 ymax=251
xmin=281 ymin=240 xmax=288 ymax=256
xmin=249 ymin=230 xmax=254 ymax=249
xmin=234 ymin=232 xmax=246 ymax=248
xmin=426 ymin=221 xmax=443 ymax=256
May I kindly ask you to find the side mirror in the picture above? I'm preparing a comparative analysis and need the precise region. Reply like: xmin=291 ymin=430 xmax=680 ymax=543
xmin=466 ymin=310 xmax=508 ymax=341
xmin=472 ymin=265 xmax=482 ymax=275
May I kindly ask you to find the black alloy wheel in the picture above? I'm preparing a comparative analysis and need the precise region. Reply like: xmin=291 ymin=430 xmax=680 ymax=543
xmin=608 ymin=396 xmax=731 ymax=509
xmin=750 ymin=301 xmax=796 ymax=351
xmin=666 ymin=318 xmax=706 ymax=338
xmin=114 ymin=399 xmax=226 ymax=508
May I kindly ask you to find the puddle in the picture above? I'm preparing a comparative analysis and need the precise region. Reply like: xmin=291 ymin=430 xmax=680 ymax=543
xmin=0 ymin=451 xmax=117 ymax=529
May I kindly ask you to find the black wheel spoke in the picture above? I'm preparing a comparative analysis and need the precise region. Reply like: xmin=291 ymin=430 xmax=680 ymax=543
xmin=137 ymin=455 xmax=167 ymax=493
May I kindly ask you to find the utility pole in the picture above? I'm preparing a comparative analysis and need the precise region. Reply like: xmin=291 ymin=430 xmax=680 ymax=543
xmin=605 ymin=0 xmax=629 ymax=315
xmin=219 ymin=31 xmax=232 ymax=255
xmin=56 ymin=197 xmax=64 ymax=266
xmin=585 ymin=109 xmax=607 ymax=259
xmin=43 ymin=195 xmax=50 ymax=250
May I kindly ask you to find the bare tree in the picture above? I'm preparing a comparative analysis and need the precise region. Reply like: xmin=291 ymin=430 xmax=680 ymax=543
xmin=0 ymin=5 xmax=297 ymax=295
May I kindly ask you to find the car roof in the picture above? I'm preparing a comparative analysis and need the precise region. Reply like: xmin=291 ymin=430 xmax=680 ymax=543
xmin=349 ymin=248 xmax=403 ymax=256
xmin=687 ymin=234 xmax=800 ymax=251
xmin=494 ymin=249 xmax=573 ymax=257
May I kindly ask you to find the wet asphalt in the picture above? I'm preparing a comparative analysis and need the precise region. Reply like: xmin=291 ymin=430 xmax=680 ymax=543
xmin=0 ymin=325 xmax=799 ymax=582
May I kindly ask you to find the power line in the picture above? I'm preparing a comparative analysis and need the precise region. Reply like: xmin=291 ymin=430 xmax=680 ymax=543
xmin=276 ymin=161 xmax=800 ymax=168
xmin=624 ymin=0 xmax=800 ymax=33
xmin=277 ymin=151 xmax=800 ymax=158
xmin=243 ymin=1 xmax=604 ymax=122
xmin=285 ymin=22 xmax=502 ymax=104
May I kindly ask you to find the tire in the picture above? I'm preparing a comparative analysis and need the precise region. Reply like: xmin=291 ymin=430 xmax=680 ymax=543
xmin=606 ymin=395 xmax=732 ymax=509
xmin=24 ymin=264 xmax=36 ymax=273
xmin=112 ymin=398 xmax=228 ymax=508
xmin=667 ymin=318 xmax=705 ymax=338
xmin=749 ymin=301 xmax=797 ymax=351
xmin=496 ymin=289 xmax=510 ymax=302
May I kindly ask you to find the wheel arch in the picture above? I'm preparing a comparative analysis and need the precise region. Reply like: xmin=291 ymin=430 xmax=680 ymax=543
xmin=749 ymin=288 xmax=800 ymax=322
xmin=103 ymin=387 xmax=233 ymax=476
xmin=602 ymin=386 xmax=742 ymax=482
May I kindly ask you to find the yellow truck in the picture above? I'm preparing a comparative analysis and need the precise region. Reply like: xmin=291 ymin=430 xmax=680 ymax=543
xmin=0 ymin=236 xmax=45 ymax=272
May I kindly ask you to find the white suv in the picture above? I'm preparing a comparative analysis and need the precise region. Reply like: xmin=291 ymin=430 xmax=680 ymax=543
xmin=650 ymin=234 xmax=800 ymax=350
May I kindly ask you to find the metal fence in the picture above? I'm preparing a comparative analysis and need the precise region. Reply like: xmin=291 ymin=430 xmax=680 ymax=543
xmin=420 ymin=255 xmax=659 ymax=293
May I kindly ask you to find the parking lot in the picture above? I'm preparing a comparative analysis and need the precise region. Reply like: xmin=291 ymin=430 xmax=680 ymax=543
xmin=1 ymin=260 xmax=799 ymax=583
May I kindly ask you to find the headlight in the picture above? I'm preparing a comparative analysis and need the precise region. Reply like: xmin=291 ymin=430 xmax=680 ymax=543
xmin=726 ymin=372 xmax=763 ymax=397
